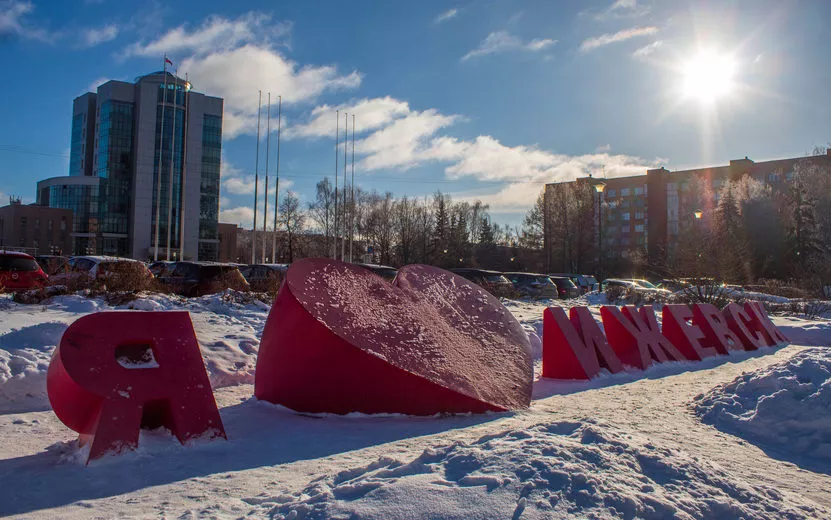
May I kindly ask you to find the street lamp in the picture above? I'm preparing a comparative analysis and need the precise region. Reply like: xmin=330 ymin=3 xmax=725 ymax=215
xmin=694 ymin=209 xmax=703 ymax=220
xmin=593 ymin=181 xmax=606 ymax=277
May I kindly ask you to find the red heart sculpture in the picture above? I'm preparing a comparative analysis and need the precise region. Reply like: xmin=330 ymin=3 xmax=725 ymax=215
xmin=254 ymin=259 xmax=532 ymax=415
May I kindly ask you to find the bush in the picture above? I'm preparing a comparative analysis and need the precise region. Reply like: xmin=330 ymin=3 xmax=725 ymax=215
xmin=673 ymin=281 xmax=740 ymax=308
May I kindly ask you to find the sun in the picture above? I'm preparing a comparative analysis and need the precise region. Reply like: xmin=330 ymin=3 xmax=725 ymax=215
xmin=682 ymin=51 xmax=736 ymax=103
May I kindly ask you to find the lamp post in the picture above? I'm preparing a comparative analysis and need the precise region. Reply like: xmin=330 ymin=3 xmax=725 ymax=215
xmin=593 ymin=181 xmax=606 ymax=277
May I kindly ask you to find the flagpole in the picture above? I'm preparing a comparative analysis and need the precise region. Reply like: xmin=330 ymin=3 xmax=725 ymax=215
xmin=341 ymin=111 xmax=347 ymax=261
xmin=165 ymin=69 xmax=178 ymax=261
xmin=153 ymin=56 xmax=168 ymax=261
xmin=252 ymin=91 xmax=261 ymax=264
xmin=350 ymin=114 xmax=355 ymax=263
xmin=333 ymin=110 xmax=339 ymax=260
xmin=262 ymin=93 xmax=271 ymax=263
xmin=272 ymin=95 xmax=282 ymax=263
xmin=179 ymin=73 xmax=189 ymax=261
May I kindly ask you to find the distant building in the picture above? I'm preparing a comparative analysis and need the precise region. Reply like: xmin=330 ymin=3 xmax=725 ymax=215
xmin=543 ymin=151 xmax=831 ymax=274
xmin=0 ymin=199 xmax=73 ymax=256
xmin=37 ymin=72 xmax=223 ymax=260
xmin=217 ymin=223 xmax=239 ymax=263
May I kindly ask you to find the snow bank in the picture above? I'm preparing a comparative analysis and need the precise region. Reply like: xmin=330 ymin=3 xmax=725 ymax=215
xmin=254 ymin=419 xmax=816 ymax=519
xmin=695 ymin=348 xmax=831 ymax=469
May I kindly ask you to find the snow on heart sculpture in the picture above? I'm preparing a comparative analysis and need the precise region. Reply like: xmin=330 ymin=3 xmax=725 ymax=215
xmin=44 ymin=258 xmax=788 ymax=463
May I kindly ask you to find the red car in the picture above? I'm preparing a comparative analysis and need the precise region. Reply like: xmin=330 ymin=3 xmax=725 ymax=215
xmin=0 ymin=251 xmax=48 ymax=291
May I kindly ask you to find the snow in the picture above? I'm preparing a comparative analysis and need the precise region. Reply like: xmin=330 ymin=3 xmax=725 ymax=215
xmin=1 ymin=291 xmax=831 ymax=518
xmin=695 ymin=348 xmax=831 ymax=471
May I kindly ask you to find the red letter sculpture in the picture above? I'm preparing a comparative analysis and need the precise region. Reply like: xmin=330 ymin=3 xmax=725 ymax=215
xmin=542 ymin=306 xmax=622 ymax=379
xmin=47 ymin=311 xmax=225 ymax=463
xmin=662 ymin=304 xmax=719 ymax=361
xmin=722 ymin=302 xmax=767 ymax=350
xmin=691 ymin=303 xmax=744 ymax=355
xmin=743 ymin=301 xmax=788 ymax=346
xmin=601 ymin=305 xmax=684 ymax=369
xmin=255 ymin=259 xmax=533 ymax=415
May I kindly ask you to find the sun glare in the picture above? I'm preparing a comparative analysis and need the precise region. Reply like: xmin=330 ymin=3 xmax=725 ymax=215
xmin=682 ymin=51 xmax=735 ymax=103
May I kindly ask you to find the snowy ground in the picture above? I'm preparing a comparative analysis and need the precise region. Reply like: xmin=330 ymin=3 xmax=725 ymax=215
xmin=1 ymin=292 xmax=830 ymax=518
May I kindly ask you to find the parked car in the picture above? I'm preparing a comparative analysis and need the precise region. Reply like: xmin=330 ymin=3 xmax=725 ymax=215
xmin=50 ymin=256 xmax=152 ymax=288
xmin=602 ymin=278 xmax=671 ymax=296
xmin=656 ymin=279 xmax=690 ymax=292
xmin=158 ymin=262 xmax=250 ymax=297
xmin=503 ymin=272 xmax=558 ymax=299
xmin=628 ymin=279 xmax=672 ymax=295
xmin=551 ymin=273 xmax=599 ymax=294
xmin=239 ymin=264 xmax=289 ymax=292
xmin=148 ymin=261 xmax=177 ymax=278
xmin=35 ymin=255 xmax=69 ymax=276
xmin=548 ymin=275 xmax=582 ymax=299
xmin=354 ymin=263 xmax=398 ymax=282
xmin=449 ymin=268 xmax=516 ymax=297
xmin=0 ymin=251 xmax=48 ymax=291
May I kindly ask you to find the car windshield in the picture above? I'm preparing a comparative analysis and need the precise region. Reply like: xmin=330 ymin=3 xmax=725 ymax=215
xmin=583 ymin=276 xmax=597 ymax=285
xmin=553 ymin=277 xmax=577 ymax=289
xmin=0 ymin=256 xmax=39 ymax=271
xmin=485 ymin=274 xmax=509 ymax=283
xmin=634 ymin=280 xmax=657 ymax=289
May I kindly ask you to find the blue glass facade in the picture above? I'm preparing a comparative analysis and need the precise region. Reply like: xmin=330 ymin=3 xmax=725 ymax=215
xmin=42 ymin=183 xmax=100 ymax=255
xmin=68 ymin=114 xmax=84 ymax=177
xmin=97 ymin=100 xmax=134 ymax=256
xmin=152 ymin=95 xmax=185 ymax=252
xmin=199 ymin=114 xmax=221 ymax=261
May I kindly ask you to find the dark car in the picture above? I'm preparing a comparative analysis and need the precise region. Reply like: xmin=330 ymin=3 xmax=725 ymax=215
xmin=548 ymin=276 xmax=581 ymax=299
xmin=354 ymin=263 xmax=398 ymax=282
xmin=503 ymin=272 xmax=558 ymax=299
xmin=35 ymin=255 xmax=69 ymax=276
xmin=239 ymin=264 xmax=289 ymax=292
xmin=0 ymin=251 xmax=48 ymax=291
xmin=449 ymin=268 xmax=516 ymax=298
xmin=148 ymin=261 xmax=177 ymax=278
xmin=158 ymin=262 xmax=250 ymax=297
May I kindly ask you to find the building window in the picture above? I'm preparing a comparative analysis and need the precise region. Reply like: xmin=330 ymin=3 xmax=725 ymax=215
xmin=607 ymin=189 xmax=616 ymax=198
xmin=48 ymin=220 xmax=53 ymax=232
xmin=634 ymin=187 xmax=644 ymax=196
xmin=635 ymin=212 xmax=645 ymax=219
xmin=622 ymin=213 xmax=631 ymax=221
xmin=621 ymin=188 xmax=631 ymax=196
xmin=61 ymin=218 xmax=66 ymax=231
xmin=635 ymin=224 xmax=644 ymax=232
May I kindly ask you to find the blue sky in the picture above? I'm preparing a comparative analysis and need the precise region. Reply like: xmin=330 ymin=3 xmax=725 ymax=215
xmin=1 ymin=0 xmax=829 ymax=228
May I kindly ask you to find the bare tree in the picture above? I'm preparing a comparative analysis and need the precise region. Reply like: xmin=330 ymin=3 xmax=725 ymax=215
xmin=278 ymin=191 xmax=306 ymax=263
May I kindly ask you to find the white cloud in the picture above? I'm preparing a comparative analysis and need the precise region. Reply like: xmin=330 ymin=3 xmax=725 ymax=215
xmin=286 ymin=97 xmax=411 ymax=139
xmin=434 ymin=8 xmax=459 ymax=24
xmin=591 ymin=0 xmax=651 ymax=21
xmin=632 ymin=40 xmax=663 ymax=59
xmin=81 ymin=23 xmax=118 ymax=47
xmin=219 ymin=206 xmax=255 ymax=227
xmin=184 ymin=45 xmax=360 ymax=139
xmin=123 ymin=12 xmax=290 ymax=58
xmin=580 ymin=26 xmax=658 ymax=52
xmin=462 ymin=31 xmax=556 ymax=61
xmin=123 ymin=12 xmax=362 ymax=139
xmin=595 ymin=144 xmax=612 ymax=153
xmin=0 ymin=0 xmax=53 ymax=42
xmin=356 ymin=110 xmax=461 ymax=171
xmin=526 ymin=38 xmax=556 ymax=51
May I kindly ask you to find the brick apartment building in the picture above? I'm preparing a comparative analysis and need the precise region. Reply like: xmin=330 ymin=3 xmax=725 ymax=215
xmin=543 ymin=151 xmax=831 ymax=275
xmin=0 ymin=199 xmax=74 ymax=256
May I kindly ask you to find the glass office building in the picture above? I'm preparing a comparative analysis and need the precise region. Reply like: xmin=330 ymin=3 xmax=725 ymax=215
xmin=37 ymin=73 xmax=224 ymax=260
